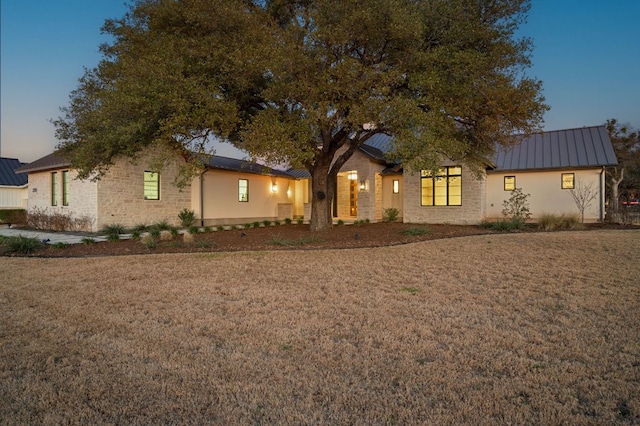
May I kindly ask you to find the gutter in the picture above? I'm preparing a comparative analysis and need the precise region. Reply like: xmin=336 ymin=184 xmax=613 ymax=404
xmin=600 ymin=166 xmax=605 ymax=221
xmin=199 ymin=171 xmax=205 ymax=227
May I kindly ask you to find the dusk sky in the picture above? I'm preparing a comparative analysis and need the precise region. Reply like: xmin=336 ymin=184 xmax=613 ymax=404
xmin=2 ymin=0 xmax=639 ymax=163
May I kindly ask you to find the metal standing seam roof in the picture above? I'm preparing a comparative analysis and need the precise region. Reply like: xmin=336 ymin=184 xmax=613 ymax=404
xmin=0 ymin=157 xmax=29 ymax=186
xmin=492 ymin=126 xmax=618 ymax=172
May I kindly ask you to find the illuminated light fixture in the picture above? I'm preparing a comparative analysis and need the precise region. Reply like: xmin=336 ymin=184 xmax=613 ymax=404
xmin=359 ymin=180 xmax=368 ymax=191
xmin=287 ymin=188 xmax=292 ymax=197
xmin=393 ymin=179 xmax=399 ymax=194
xmin=271 ymin=183 xmax=278 ymax=193
xmin=347 ymin=171 xmax=357 ymax=180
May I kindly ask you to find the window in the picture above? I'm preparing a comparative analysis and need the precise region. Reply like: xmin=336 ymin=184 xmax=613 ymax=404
xmin=144 ymin=171 xmax=160 ymax=200
xmin=51 ymin=172 xmax=58 ymax=206
xmin=504 ymin=176 xmax=516 ymax=191
xmin=561 ymin=173 xmax=575 ymax=189
xmin=238 ymin=179 xmax=248 ymax=202
xmin=393 ymin=179 xmax=400 ymax=194
xmin=62 ymin=170 xmax=70 ymax=206
xmin=421 ymin=166 xmax=462 ymax=206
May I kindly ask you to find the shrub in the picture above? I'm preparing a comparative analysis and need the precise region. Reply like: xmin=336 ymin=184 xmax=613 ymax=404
xmin=296 ymin=218 xmax=304 ymax=225
xmin=106 ymin=233 xmax=121 ymax=242
xmin=149 ymin=227 xmax=161 ymax=238
xmin=253 ymin=221 xmax=261 ymax=228
xmin=130 ymin=223 xmax=149 ymax=233
xmin=0 ymin=209 xmax=26 ymax=224
xmin=178 ymin=208 xmax=196 ymax=228
xmin=159 ymin=230 xmax=173 ymax=241
xmin=216 ymin=225 xmax=225 ymax=231
xmin=170 ymin=227 xmax=180 ymax=237
xmin=483 ymin=220 xmax=523 ymax=231
xmin=188 ymin=225 xmax=200 ymax=234
xmin=153 ymin=219 xmax=172 ymax=230
xmin=2 ymin=235 xmax=43 ymax=254
xmin=131 ymin=230 xmax=142 ymax=241
xmin=383 ymin=207 xmax=400 ymax=222
xmin=27 ymin=207 xmax=94 ymax=232
xmin=501 ymin=188 xmax=531 ymax=224
xmin=81 ymin=237 xmax=96 ymax=245
xmin=537 ymin=213 xmax=583 ymax=231
xmin=244 ymin=223 xmax=252 ymax=229
xmin=52 ymin=242 xmax=67 ymax=249
xmin=274 ymin=220 xmax=281 ymax=226
xmin=141 ymin=234 xmax=157 ymax=249
xmin=203 ymin=226 xmax=212 ymax=233
xmin=284 ymin=218 xmax=292 ymax=225
xmin=100 ymin=223 xmax=128 ymax=235
xmin=262 ymin=220 xmax=272 ymax=227
xmin=337 ymin=219 xmax=345 ymax=226
xmin=401 ymin=226 xmax=431 ymax=236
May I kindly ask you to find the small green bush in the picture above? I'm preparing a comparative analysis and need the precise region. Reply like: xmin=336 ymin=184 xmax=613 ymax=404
xmin=203 ymin=226 xmax=212 ymax=233
xmin=188 ymin=225 xmax=200 ymax=234
xmin=401 ymin=226 xmax=431 ymax=236
xmin=2 ymin=235 xmax=43 ymax=254
xmin=337 ymin=219 xmax=345 ymax=226
xmin=274 ymin=220 xmax=281 ymax=226
xmin=81 ymin=237 xmax=95 ymax=245
xmin=153 ymin=219 xmax=172 ymax=230
xmin=383 ymin=207 xmax=400 ymax=222
xmin=106 ymin=233 xmax=121 ymax=242
xmin=253 ymin=221 xmax=261 ymax=228
xmin=149 ymin=227 xmax=161 ymax=238
xmin=262 ymin=220 xmax=272 ymax=227
xmin=52 ymin=242 xmax=67 ymax=249
xmin=244 ymin=223 xmax=252 ymax=229
xmin=130 ymin=223 xmax=149 ymax=233
xmin=216 ymin=225 xmax=225 ymax=231
xmin=170 ymin=227 xmax=180 ymax=237
xmin=296 ymin=218 xmax=304 ymax=225
xmin=100 ymin=223 xmax=128 ymax=235
xmin=178 ymin=208 xmax=196 ymax=228
xmin=284 ymin=218 xmax=292 ymax=225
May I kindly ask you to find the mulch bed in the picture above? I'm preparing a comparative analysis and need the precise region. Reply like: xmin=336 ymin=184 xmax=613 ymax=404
xmin=9 ymin=221 xmax=637 ymax=258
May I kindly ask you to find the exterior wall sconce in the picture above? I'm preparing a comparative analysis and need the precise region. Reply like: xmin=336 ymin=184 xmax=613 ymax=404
xmin=359 ymin=180 xmax=368 ymax=191
xmin=271 ymin=183 xmax=278 ymax=193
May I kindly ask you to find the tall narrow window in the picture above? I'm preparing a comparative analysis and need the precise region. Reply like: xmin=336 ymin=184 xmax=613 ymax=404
xmin=504 ymin=176 xmax=516 ymax=191
xmin=144 ymin=171 xmax=160 ymax=200
xmin=51 ymin=172 xmax=58 ymax=206
xmin=561 ymin=173 xmax=575 ymax=189
xmin=420 ymin=166 xmax=462 ymax=206
xmin=238 ymin=179 xmax=249 ymax=202
xmin=62 ymin=170 xmax=70 ymax=206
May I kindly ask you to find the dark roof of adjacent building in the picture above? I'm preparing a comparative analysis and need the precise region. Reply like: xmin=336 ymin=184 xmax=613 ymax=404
xmin=14 ymin=152 xmax=69 ymax=174
xmin=492 ymin=125 xmax=618 ymax=172
xmin=0 ymin=157 xmax=29 ymax=186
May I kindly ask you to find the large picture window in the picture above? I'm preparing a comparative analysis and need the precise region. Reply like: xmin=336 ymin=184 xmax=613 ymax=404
xmin=51 ymin=172 xmax=58 ymax=206
xmin=62 ymin=170 xmax=70 ymax=206
xmin=238 ymin=179 xmax=249 ymax=202
xmin=421 ymin=166 xmax=462 ymax=206
xmin=144 ymin=171 xmax=160 ymax=200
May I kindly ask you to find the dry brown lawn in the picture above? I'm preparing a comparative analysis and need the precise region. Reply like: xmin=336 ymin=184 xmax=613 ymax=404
xmin=1 ymin=230 xmax=639 ymax=425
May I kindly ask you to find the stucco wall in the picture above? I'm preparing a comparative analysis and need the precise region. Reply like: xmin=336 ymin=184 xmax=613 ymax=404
xmin=26 ymin=169 xmax=99 ymax=229
xmin=381 ymin=176 xmax=403 ymax=220
xmin=403 ymin=164 xmax=487 ymax=225
xmin=192 ymin=169 xmax=297 ymax=225
xmin=96 ymin=150 xmax=191 ymax=229
xmin=486 ymin=168 xmax=605 ymax=222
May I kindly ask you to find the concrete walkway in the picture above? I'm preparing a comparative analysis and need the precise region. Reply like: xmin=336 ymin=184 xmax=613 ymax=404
xmin=0 ymin=226 xmax=108 ymax=245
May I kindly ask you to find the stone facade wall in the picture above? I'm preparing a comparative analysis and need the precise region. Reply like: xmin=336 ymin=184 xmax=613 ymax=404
xmin=403 ymin=164 xmax=487 ymax=225
xmin=96 ymin=149 xmax=191 ymax=229
xmin=335 ymin=149 xmax=386 ymax=222
xmin=26 ymin=169 xmax=99 ymax=230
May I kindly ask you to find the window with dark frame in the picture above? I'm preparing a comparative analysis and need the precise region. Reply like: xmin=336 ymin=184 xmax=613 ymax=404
xmin=51 ymin=172 xmax=58 ymax=206
xmin=561 ymin=173 xmax=575 ymax=189
xmin=420 ymin=166 xmax=462 ymax=206
xmin=144 ymin=171 xmax=160 ymax=200
xmin=238 ymin=179 xmax=249 ymax=202
xmin=62 ymin=170 xmax=70 ymax=206
xmin=504 ymin=176 xmax=516 ymax=191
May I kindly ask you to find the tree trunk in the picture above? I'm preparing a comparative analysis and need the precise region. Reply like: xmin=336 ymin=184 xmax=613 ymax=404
xmin=610 ymin=168 xmax=624 ymax=210
xmin=309 ymin=163 xmax=335 ymax=232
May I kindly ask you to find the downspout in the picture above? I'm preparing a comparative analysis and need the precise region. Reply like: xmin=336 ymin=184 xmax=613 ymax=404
xmin=600 ymin=166 xmax=605 ymax=222
xmin=200 ymin=171 xmax=205 ymax=227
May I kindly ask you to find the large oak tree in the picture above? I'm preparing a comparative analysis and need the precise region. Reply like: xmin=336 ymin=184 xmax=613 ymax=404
xmin=55 ymin=0 xmax=547 ymax=231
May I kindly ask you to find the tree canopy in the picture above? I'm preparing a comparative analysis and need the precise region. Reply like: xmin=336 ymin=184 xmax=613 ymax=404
xmin=606 ymin=118 xmax=640 ymax=209
xmin=54 ymin=0 xmax=547 ymax=230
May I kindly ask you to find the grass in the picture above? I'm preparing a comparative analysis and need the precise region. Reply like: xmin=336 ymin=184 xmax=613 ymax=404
xmin=0 ymin=231 xmax=638 ymax=424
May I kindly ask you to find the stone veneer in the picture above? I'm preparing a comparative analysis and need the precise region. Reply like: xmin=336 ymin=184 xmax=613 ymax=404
xmin=96 ymin=150 xmax=191 ymax=230
xmin=403 ymin=163 xmax=487 ymax=225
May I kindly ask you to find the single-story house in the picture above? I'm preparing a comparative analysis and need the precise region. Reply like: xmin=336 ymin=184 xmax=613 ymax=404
xmin=16 ymin=125 xmax=618 ymax=231
xmin=0 ymin=157 xmax=28 ymax=210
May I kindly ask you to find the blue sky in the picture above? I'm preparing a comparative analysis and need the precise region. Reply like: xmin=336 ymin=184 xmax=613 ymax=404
xmin=2 ymin=0 xmax=639 ymax=162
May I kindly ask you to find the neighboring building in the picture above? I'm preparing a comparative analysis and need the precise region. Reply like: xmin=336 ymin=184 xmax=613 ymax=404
xmin=0 ymin=157 xmax=28 ymax=209
xmin=17 ymin=125 xmax=618 ymax=231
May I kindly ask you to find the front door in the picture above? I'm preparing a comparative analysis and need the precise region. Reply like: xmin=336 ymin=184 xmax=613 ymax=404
xmin=350 ymin=178 xmax=358 ymax=216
